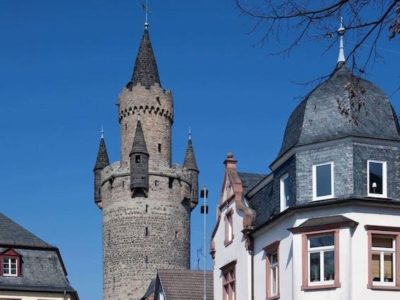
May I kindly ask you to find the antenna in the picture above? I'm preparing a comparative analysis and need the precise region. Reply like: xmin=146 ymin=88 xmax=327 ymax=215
xmin=100 ymin=125 xmax=104 ymax=139
xmin=188 ymin=126 xmax=192 ymax=141
xmin=200 ymin=187 xmax=209 ymax=300
xmin=143 ymin=0 xmax=149 ymax=29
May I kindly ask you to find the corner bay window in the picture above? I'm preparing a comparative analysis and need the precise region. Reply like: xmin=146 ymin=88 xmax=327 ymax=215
xmin=312 ymin=162 xmax=334 ymax=200
xmin=221 ymin=261 xmax=236 ymax=300
xmin=280 ymin=174 xmax=289 ymax=211
xmin=368 ymin=161 xmax=387 ymax=197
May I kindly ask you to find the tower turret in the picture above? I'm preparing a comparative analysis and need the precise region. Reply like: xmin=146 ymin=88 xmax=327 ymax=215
xmin=130 ymin=120 xmax=149 ymax=197
xmin=183 ymin=134 xmax=199 ymax=208
xmin=93 ymin=134 xmax=109 ymax=205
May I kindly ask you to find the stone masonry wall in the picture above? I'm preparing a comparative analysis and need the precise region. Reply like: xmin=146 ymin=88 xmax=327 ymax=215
xmin=101 ymin=165 xmax=192 ymax=300
xmin=118 ymin=84 xmax=173 ymax=170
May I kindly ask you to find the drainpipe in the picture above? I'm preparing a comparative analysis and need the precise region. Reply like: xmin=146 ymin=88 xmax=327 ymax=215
xmin=250 ymin=236 xmax=254 ymax=300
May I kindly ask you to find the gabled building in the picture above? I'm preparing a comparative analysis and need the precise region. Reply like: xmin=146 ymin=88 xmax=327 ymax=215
xmin=0 ymin=213 xmax=78 ymax=300
xmin=211 ymin=23 xmax=400 ymax=300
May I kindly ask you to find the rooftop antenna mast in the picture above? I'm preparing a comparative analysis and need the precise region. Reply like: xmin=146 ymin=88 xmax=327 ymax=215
xmin=200 ymin=187 xmax=209 ymax=300
xmin=337 ymin=17 xmax=346 ymax=64
xmin=144 ymin=0 xmax=149 ymax=29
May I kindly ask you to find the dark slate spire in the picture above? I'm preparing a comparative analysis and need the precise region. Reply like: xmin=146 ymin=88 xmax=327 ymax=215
xmin=94 ymin=137 xmax=110 ymax=171
xmin=131 ymin=120 xmax=149 ymax=155
xmin=183 ymin=137 xmax=199 ymax=172
xmin=127 ymin=28 xmax=161 ymax=89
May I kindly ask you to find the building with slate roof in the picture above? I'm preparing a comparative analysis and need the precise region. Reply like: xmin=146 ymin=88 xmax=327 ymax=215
xmin=93 ymin=19 xmax=199 ymax=300
xmin=211 ymin=21 xmax=400 ymax=300
xmin=152 ymin=269 xmax=213 ymax=300
xmin=0 ymin=213 xmax=78 ymax=300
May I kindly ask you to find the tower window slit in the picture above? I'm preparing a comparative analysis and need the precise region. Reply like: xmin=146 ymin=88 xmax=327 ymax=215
xmin=168 ymin=178 xmax=173 ymax=189
xmin=145 ymin=227 xmax=149 ymax=237
xmin=135 ymin=155 xmax=141 ymax=163
xmin=145 ymin=204 xmax=148 ymax=213
xmin=158 ymin=143 xmax=162 ymax=153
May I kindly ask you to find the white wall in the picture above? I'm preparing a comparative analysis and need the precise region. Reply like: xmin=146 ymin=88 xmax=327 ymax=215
xmin=213 ymin=201 xmax=251 ymax=300
xmin=252 ymin=204 xmax=400 ymax=300
xmin=0 ymin=290 xmax=74 ymax=300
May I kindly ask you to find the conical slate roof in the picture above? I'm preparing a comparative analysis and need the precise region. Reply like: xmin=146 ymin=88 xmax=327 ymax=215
xmin=127 ymin=28 xmax=161 ymax=89
xmin=183 ymin=139 xmax=198 ymax=171
xmin=279 ymin=64 xmax=400 ymax=156
xmin=131 ymin=120 xmax=149 ymax=155
xmin=94 ymin=137 xmax=110 ymax=171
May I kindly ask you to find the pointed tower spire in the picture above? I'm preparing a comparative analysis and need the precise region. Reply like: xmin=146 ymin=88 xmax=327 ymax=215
xmin=183 ymin=132 xmax=199 ymax=172
xmin=94 ymin=134 xmax=110 ymax=171
xmin=131 ymin=120 xmax=149 ymax=155
xmin=127 ymin=25 xmax=161 ymax=90
xmin=337 ymin=17 xmax=346 ymax=65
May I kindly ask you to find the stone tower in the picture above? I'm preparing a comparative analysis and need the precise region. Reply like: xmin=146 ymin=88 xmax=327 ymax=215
xmin=93 ymin=23 xmax=199 ymax=300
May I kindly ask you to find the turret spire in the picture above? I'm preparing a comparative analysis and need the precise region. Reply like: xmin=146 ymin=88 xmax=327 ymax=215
xmin=130 ymin=120 xmax=149 ymax=197
xmin=183 ymin=133 xmax=199 ymax=172
xmin=337 ymin=17 xmax=346 ymax=64
xmin=127 ymin=21 xmax=161 ymax=89
xmin=94 ymin=133 xmax=110 ymax=171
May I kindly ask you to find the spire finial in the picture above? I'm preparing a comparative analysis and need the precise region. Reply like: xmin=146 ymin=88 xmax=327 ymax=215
xmin=337 ymin=17 xmax=346 ymax=64
xmin=143 ymin=0 xmax=149 ymax=29
xmin=100 ymin=125 xmax=104 ymax=139
xmin=188 ymin=126 xmax=192 ymax=141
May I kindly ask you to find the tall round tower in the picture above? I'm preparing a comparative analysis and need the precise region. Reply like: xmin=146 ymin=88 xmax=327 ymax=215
xmin=93 ymin=24 xmax=199 ymax=300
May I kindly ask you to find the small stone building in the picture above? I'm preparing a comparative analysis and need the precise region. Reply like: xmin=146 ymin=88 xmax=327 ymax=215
xmin=0 ymin=213 xmax=79 ymax=300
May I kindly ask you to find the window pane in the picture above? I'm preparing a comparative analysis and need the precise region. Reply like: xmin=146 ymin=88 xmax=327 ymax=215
xmin=309 ymin=235 xmax=334 ymax=248
xmin=270 ymin=253 xmax=278 ymax=265
xmin=310 ymin=252 xmax=320 ymax=282
xmin=272 ymin=267 xmax=277 ymax=295
xmin=369 ymin=162 xmax=383 ymax=194
xmin=316 ymin=164 xmax=332 ymax=197
xmin=324 ymin=251 xmax=335 ymax=281
xmin=283 ymin=176 xmax=290 ymax=205
xmin=372 ymin=254 xmax=381 ymax=282
xmin=372 ymin=236 xmax=393 ymax=248
xmin=384 ymin=253 xmax=394 ymax=282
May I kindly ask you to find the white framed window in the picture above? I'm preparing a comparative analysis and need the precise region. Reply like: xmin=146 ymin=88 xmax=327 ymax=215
xmin=312 ymin=162 xmax=334 ymax=200
xmin=367 ymin=160 xmax=387 ymax=197
xmin=3 ymin=257 xmax=17 ymax=276
xmin=371 ymin=235 xmax=395 ymax=286
xmin=269 ymin=253 xmax=279 ymax=297
xmin=308 ymin=234 xmax=335 ymax=285
xmin=280 ymin=174 xmax=290 ymax=211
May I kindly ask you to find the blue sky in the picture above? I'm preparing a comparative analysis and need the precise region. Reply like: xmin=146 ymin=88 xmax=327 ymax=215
xmin=0 ymin=1 xmax=399 ymax=299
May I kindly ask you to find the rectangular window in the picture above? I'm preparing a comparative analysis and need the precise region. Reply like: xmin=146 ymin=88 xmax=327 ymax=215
xmin=222 ymin=263 xmax=236 ymax=300
xmin=308 ymin=234 xmax=335 ymax=284
xmin=3 ymin=258 xmax=17 ymax=276
xmin=312 ymin=162 xmax=334 ymax=200
xmin=135 ymin=155 xmax=141 ymax=163
xmin=368 ymin=161 xmax=387 ymax=197
xmin=265 ymin=241 xmax=280 ymax=299
xmin=224 ymin=210 xmax=234 ymax=246
xmin=371 ymin=235 xmax=395 ymax=286
xmin=280 ymin=174 xmax=290 ymax=211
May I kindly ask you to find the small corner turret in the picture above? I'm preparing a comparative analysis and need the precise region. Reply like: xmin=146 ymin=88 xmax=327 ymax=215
xmin=93 ymin=133 xmax=110 ymax=207
xmin=183 ymin=132 xmax=199 ymax=209
xmin=130 ymin=120 xmax=149 ymax=197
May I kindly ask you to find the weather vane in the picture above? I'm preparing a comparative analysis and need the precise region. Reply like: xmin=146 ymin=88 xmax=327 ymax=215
xmin=100 ymin=125 xmax=104 ymax=139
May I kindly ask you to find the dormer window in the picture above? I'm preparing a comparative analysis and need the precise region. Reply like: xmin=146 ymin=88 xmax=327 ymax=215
xmin=3 ymin=257 xmax=17 ymax=276
xmin=312 ymin=162 xmax=334 ymax=200
xmin=0 ymin=249 xmax=21 ymax=277
xmin=368 ymin=160 xmax=387 ymax=197
xmin=135 ymin=155 xmax=141 ymax=163
xmin=280 ymin=174 xmax=290 ymax=211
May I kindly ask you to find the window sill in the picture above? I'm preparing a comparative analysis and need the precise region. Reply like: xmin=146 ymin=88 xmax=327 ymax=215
xmin=267 ymin=295 xmax=280 ymax=300
xmin=302 ymin=282 xmax=340 ymax=291
xmin=368 ymin=284 xmax=400 ymax=291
